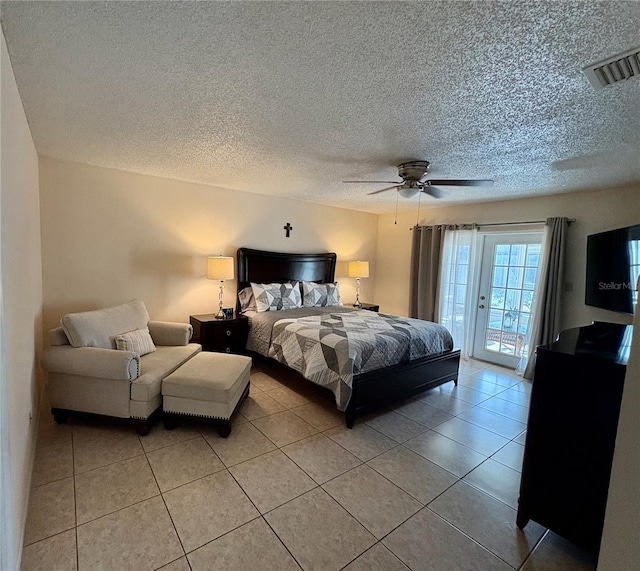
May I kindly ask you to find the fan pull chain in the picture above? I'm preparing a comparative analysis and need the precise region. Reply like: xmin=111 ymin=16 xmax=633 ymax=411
xmin=394 ymin=190 xmax=399 ymax=225
xmin=416 ymin=191 xmax=422 ymax=225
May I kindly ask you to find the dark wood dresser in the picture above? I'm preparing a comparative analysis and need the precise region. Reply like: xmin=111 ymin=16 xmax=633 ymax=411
xmin=517 ymin=321 xmax=632 ymax=554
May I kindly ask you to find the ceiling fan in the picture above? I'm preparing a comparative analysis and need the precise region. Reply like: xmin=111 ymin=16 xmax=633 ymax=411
xmin=343 ymin=160 xmax=494 ymax=198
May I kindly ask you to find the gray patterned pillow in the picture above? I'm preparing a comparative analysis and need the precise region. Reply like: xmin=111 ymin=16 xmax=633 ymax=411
xmin=250 ymin=282 xmax=302 ymax=312
xmin=302 ymin=281 xmax=342 ymax=307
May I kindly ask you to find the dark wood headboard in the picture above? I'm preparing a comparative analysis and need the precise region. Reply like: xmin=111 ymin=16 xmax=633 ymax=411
xmin=236 ymin=248 xmax=337 ymax=292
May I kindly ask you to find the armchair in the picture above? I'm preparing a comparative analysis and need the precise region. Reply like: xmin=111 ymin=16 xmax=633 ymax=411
xmin=41 ymin=300 xmax=201 ymax=434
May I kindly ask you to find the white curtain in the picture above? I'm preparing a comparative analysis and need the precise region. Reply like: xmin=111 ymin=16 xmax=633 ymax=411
xmin=437 ymin=226 xmax=479 ymax=360
xmin=516 ymin=217 xmax=569 ymax=378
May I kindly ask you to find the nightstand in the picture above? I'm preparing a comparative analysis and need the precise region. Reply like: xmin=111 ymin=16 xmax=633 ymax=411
xmin=190 ymin=313 xmax=249 ymax=354
xmin=356 ymin=303 xmax=379 ymax=312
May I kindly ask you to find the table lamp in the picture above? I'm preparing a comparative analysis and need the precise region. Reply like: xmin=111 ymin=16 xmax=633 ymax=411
xmin=348 ymin=260 xmax=369 ymax=308
xmin=207 ymin=256 xmax=234 ymax=319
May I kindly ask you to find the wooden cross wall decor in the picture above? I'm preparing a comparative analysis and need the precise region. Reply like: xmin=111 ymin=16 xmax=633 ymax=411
xmin=284 ymin=222 xmax=293 ymax=238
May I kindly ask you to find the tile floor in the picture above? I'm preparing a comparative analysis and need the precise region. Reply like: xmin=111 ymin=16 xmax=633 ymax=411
xmin=22 ymin=358 xmax=598 ymax=571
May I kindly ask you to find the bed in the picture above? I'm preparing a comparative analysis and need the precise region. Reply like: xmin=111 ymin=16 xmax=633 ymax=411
xmin=237 ymin=247 xmax=460 ymax=427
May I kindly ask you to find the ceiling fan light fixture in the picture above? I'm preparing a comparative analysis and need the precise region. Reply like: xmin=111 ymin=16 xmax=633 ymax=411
xmin=398 ymin=182 xmax=421 ymax=199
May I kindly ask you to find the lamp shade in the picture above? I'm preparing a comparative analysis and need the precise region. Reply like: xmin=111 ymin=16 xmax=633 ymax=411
xmin=348 ymin=260 xmax=370 ymax=279
xmin=207 ymin=256 xmax=234 ymax=280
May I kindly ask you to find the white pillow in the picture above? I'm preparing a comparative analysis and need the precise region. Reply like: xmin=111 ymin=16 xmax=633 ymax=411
xmin=302 ymin=282 xmax=342 ymax=307
xmin=238 ymin=287 xmax=257 ymax=313
xmin=61 ymin=299 xmax=150 ymax=349
xmin=250 ymin=282 xmax=302 ymax=312
xmin=114 ymin=328 xmax=156 ymax=357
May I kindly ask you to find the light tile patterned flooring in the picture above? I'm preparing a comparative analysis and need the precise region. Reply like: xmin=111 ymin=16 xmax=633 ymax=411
xmin=23 ymin=359 xmax=598 ymax=571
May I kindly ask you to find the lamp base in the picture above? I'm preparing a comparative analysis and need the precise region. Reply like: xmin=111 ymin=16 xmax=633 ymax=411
xmin=215 ymin=282 xmax=225 ymax=319
xmin=353 ymin=278 xmax=362 ymax=309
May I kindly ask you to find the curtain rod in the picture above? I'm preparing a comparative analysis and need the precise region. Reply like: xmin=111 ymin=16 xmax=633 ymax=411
xmin=411 ymin=218 xmax=576 ymax=231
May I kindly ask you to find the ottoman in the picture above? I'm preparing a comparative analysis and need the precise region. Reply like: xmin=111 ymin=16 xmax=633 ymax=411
xmin=161 ymin=351 xmax=251 ymax=437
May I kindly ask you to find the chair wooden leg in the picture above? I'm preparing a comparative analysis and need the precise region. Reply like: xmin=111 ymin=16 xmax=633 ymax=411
xmin=133 ymin=418 xmax=152 ymax=436
xmin=52 ymin=408 xmax=69 ymax=424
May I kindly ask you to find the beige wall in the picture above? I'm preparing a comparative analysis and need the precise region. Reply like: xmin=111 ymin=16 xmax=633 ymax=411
xmin=374 ymin=185 xmax=640 ymax=330
xmin=39 ymin=157 xmax=378 ymax=334
xmin=1 ymin=30 xmax=43 ymax=569
xmin=598 ymin=308 xmax=640 ymax=569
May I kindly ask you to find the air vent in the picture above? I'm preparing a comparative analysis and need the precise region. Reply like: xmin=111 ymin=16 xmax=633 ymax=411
xmin=582 ymin=47 xmax=640 ymax=90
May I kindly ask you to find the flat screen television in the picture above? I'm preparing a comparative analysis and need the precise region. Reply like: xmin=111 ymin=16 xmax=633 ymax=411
xmin=586 ymin=224 xmax=640 ymax=314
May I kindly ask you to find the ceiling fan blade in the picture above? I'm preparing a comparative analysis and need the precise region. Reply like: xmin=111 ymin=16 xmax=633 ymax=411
xmin=343 ymin=180 xmax=402 ymax=184
xmin=421 ymin=186 xmax=444 ymax=199
xmin=426 ymin=179 xmax=494 ymax=187
xmin=367 ymin=185 xmax=401 ymax=195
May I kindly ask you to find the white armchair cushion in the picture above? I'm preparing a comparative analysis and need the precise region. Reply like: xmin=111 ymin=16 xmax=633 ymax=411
xmin=114 ymin=328 xmax=156 ymax=357
xmin=61 ymin=299 xmax=150 ymax=349
xmin=147 ymin=321 xmax=192 ymax=346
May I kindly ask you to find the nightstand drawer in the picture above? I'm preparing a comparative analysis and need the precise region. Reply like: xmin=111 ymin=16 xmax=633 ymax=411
xmin=190 ymin=314 xmax=249 ymax=354
xmin=205 ymin=321 xmax=248 ymax=353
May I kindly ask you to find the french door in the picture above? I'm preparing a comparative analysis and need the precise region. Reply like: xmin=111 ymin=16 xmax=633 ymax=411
xmin=473 ymin=233 xmax=542 ymax=368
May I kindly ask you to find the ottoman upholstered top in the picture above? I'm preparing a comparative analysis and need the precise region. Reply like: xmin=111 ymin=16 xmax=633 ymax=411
xmin=162 ymin=352 xmax=251 ymax=404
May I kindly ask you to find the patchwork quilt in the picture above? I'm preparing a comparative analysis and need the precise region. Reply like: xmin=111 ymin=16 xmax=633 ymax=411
xmin=267 ymin=310 xmax=453 ymax=411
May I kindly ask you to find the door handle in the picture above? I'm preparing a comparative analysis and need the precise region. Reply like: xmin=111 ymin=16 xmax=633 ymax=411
xmin=479 ymin=304 xmax=485 ymax=309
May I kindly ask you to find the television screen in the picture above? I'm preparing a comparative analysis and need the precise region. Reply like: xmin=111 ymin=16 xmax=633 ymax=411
xmin=586 ymin=224 xmax=640 ymax=314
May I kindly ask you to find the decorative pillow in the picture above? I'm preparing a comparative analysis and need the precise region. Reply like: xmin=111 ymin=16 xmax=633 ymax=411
xmin=114 ymin=328 xmax=156 ymax=357
xmin=250 ymin=282 xmax=302 ymax=312
xmin=302 ymin=281 xmax=342 ymax=307
xmin=238 ymin=287 xmax=257 ymax=313
xmin=61 ymin=299 xmax=150 ymax=349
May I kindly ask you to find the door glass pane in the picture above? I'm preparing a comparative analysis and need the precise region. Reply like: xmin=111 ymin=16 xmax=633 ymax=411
xmin=491 ymin=288 xmax=505 ymax=309
xmin=492 ymin=266 xmax=507 ymax=288
xmin=526 ymin=245 xmax=540 ymax=267
xmin=507 ymin=267 xmax=524 ymax=288
xmin=521 ymin=290 xmax=534 ymax=312
xmin=510 ymin=244 xmax=526 ymax=265
xmin=483 ymin=240 xmax=541 ymax=359
xmin=496 ymin=245 xmax=510 ymax=265
xmin=456 ymin=264 xmax=468 ymax=285
xmin=518 ymin=312 xmax=530 ymax=333
xmin=505 ymin=289 xmax=521 ymax=314
xmin=523 ymin=267 xmax=537 ymax=289
xmin=500 ymin=331 xmax=516 ymax=355
xmin=485 ymin=328 xmax=501 ymax=351
xmin=489 ymin=309 xmax=503 ymax=329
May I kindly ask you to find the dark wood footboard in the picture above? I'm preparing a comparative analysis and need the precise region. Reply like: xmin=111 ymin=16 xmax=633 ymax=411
xmin=345 ymin=349 xmax=461 ymax=428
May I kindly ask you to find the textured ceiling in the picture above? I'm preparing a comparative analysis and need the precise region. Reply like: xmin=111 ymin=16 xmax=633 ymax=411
xmin=2 ymin=1 xmax=639 ymax=214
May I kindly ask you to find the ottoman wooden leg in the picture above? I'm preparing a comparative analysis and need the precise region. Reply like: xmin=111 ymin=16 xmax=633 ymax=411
xmin=218 ymin=422 xmax=232 ymax=438
xmin=163 ymin=413 xmax=179 ymax=430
